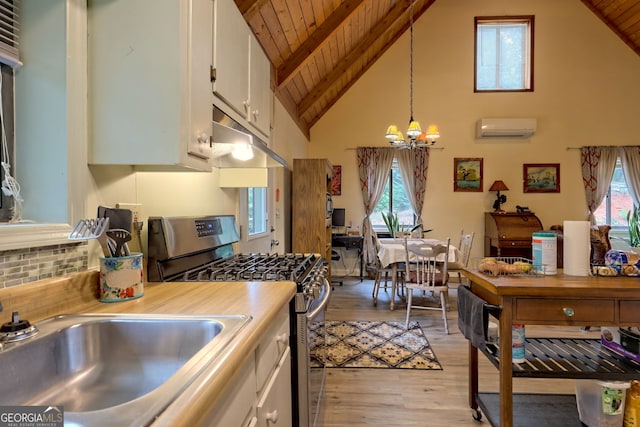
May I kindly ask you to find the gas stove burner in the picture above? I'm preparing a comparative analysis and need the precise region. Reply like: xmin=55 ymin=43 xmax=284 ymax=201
xmin=147 ymin=216 xmax=326 ymax=290
xmin=182 ymin=252 xmax=323 ymax=289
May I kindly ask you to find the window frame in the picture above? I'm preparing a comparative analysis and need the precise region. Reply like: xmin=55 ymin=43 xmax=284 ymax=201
xmin=247 ymin=186 xmax=268 ymax=236
xmin=474 ymin=15 xmax=535 ymax=93
xmin=595 ymin=157 xmax=633 ymax=231
xmin=371 ymin=159 xmax=416 ymax=233
xmin=0 ymin=64 xmax=15 ymax=222
xmin=0 ymin=1 xmax=84 ymax=250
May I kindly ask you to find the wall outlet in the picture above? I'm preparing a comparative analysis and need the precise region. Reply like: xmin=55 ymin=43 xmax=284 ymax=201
xmin=116 ymin=203 xmax=144 ymax=252
xmin=116 ymin=203 xmax=143 ymax=222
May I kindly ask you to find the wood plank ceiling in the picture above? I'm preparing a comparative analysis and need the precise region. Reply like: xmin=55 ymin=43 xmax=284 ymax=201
xmin=234 ymin=0 xmax=640 ymax=138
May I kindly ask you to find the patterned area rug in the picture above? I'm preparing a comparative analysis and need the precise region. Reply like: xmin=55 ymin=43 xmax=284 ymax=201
xmin=309 ymin=320 xmax=442 ymax=369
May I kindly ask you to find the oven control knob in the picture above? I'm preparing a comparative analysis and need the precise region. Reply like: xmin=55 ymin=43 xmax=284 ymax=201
xmin=305 ymin=283 xmax=320 ymax=299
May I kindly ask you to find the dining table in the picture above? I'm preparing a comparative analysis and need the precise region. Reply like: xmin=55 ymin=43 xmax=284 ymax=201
xmin=376 ymin=238 xmax=459 ymax=310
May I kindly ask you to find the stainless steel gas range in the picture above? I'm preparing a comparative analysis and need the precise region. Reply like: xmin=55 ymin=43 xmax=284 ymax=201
xmin=147 ymin=215 xmax=329 ymax=427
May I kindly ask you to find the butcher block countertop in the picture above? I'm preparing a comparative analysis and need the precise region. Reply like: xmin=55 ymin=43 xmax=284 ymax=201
xmin=0 ymin=270 xmax=297 ymax=427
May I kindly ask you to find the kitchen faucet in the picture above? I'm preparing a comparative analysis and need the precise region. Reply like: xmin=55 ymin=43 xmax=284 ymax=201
xmin=0 ymin=306 xmax=39 ymax=343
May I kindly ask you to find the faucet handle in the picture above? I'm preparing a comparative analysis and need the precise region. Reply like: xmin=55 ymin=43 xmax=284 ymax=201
xmin=0 ymin=311 xmax=39 ymax=342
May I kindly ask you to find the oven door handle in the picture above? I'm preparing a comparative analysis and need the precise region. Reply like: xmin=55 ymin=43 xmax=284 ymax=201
xmin=306 ymin=278 xmax=332 ymax=321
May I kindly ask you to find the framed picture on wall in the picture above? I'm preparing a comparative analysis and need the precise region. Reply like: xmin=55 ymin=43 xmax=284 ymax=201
xmin=454 ymin=158 xmax=483 ymax=192
xmin=523 ymin=163 xmax=560 ymax=193
xmin=332 ymin=165 xmax=342 ymax=195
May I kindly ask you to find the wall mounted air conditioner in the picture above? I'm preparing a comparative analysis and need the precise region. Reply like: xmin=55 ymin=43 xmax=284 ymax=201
xmin=476 ymin=118 xmax=537 ymax=138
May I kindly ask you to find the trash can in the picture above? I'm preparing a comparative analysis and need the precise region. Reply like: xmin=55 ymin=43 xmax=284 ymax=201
xmin=575 ymin=380 xmax=631 ymax=427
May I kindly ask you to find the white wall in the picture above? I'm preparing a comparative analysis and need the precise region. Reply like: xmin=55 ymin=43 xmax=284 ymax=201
xmin=309 ymin=0 xmax=640 ymax=262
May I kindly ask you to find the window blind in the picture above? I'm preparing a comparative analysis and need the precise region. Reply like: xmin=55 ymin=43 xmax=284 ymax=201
xmin=0 ymin=0 xmax=19 ymax=68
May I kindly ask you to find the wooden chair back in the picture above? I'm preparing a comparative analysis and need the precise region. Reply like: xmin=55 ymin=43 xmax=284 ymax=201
xmin=404 ymin=238 xmax=451 ymax=288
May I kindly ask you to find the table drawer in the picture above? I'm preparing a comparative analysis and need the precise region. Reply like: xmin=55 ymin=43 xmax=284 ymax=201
xmin=515 ymin=298 xmax=615 ymax=323
xmin=620 ymin=300 xmax=640 ymax=323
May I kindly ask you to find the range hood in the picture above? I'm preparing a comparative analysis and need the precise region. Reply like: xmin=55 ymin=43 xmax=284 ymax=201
xmin=212 ymin=106 xmax=287 ymax=169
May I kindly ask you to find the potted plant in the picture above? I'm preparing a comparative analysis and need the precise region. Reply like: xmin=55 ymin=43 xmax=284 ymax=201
xmin=628 ymin=205 xmax=640 ymax=247
xmin=381 ymin=212 xmax=431 ymax=237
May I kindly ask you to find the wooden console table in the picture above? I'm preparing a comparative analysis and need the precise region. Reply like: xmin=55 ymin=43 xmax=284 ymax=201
xmin=462 ymin=269 xmax=640 ymax=427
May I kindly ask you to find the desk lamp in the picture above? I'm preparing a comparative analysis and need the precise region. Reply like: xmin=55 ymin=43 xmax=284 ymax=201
xmin=489 ymin=180 xmax=509 ymax=212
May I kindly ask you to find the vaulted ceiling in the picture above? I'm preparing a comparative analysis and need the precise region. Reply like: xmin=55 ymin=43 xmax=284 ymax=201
xmin=234 ymin=0 xmax=640 ymax=138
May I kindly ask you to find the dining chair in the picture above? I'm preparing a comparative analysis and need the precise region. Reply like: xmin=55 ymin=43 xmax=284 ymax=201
xmin=404 ymin=238 xmax=451 ymax=333
xmin=447 ymin=230 xmax=475 ymax=285
xmin=370 ymin=234 xmax=405 ymax=306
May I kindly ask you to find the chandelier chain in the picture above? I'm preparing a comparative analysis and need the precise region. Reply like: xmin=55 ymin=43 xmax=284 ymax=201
xmin=385 ymin=0 xmax=440 ymax=147
xmin=409 ymin=1 xmax=414 ymax=122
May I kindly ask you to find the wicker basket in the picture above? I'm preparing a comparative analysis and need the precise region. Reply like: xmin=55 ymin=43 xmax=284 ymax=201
xmin=472 ymin=257 xmax=546 ymax=277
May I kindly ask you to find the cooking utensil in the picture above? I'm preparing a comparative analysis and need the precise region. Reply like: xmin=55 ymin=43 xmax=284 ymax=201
xmin=106 ymin=236 xmax=117 ymax=258
xmin=106 ymin=229 xmax=132 ymax=257
xmin=68 ymin=218 xmax=109 ymax=240
xmin=98 ymin=206 xmax=133 ymax=233
xmin=68 ymin=218 xmax=111 ymax=257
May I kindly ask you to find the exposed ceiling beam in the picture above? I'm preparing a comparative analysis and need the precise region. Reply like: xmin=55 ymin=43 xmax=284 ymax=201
xmin=276 ymin=0 xmax=367 ymax=88
xmin=298 ymin=0 xmax=435 ymax=116
xmin=580 ymin=0 xmax=640 ymax=55
xmin=235 ymin=0 xmax=269 ymax=19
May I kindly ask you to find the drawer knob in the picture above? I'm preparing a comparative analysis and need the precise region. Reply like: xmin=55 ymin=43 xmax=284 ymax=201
xmin=276 ymin=332 xmax=288 ymax=344
xmin=265 ymin=410 xmax=279 ymax=423
xmin=563 ymin=307 xmax=575 ymax=317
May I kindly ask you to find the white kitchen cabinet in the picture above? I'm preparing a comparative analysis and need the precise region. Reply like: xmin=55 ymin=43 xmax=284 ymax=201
xmin=204 ymin=306 xmax=291 ymax=427
xmin=249 ymin=36 xmax=273 ymax=137
xmin=257 ymin=347 xmax=292 ymax=427
xmin=88 ymin=0 xmax=213 ymax=171
xmin=205 ymin=356 xmax=258 ymax=427
xmin=212 ymin=0 xmax=272 ymax=138
xmin=212 ymin=0 xmax=249 ymax=118
xmin=255 ymin=308 xmax=292 ymax=427
xmin=255 ymin=307 xmax=290 ymax=393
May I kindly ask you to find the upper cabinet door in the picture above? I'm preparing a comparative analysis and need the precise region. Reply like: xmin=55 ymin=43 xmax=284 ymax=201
xmin=249 ymin=37 xmax=272 ymax=137
xmin=88 ymin=0 xmax=213 ymax=171
xmin=212 ymin=0 xmax=250 ymax=118
xmin=188 ymin=0 xmax=215 ymax=161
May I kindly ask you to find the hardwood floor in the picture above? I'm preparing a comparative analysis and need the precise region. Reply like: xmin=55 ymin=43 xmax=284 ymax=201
xmin=316 ymin=277 xmax=600 ymax=427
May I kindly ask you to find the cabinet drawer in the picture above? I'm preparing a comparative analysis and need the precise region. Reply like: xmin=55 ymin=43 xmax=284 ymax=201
xmin=257 ymin=347 xmax=292 ymax=427
xmin=620 ymin=300 xmax=640 ymax=323
xmin=498 ymin=240 xmax=531 ymax=248
xmin=515 ymin=298 xmax=615 ymax=323
xmin=206 ymin=356 xmax=256 ymax=427
xmin=256 ymin=308 xmax=289 ymax=393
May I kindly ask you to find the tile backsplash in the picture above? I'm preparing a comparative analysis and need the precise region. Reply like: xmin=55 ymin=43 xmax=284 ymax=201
xmin=0 ymin=242 xmax=88 ymax=288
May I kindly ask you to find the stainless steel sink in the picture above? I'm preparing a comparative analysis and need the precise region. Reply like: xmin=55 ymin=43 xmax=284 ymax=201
xmin=0 ymin=313 xmax=251 ymax=426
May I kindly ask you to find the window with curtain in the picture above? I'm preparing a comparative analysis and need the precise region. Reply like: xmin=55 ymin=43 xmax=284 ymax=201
xmin=594 ymin=157 xmax=633 ymax=229
xmin=475 ymin=16 xmax=534 ymax=92
xmin=248 ymin=187 xmax=267 ymax=235
xmin=371 ymin=159 xmax=415 ymax=231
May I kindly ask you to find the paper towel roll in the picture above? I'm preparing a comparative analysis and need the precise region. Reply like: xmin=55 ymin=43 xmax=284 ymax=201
xmin=563 ymin=221 xmax=591 ymax=276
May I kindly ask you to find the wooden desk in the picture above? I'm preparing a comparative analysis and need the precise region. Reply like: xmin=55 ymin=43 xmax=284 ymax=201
xmin=331 ymin=234 xmax=364 ymax=281
xmin=462 ymin=269 xmax=640 ymax=427
xmin=484 ymin=212 xmax=543 ymax=258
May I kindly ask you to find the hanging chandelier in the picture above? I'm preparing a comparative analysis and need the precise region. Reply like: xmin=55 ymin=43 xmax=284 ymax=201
xmin=385 ymin=2 xmax=440 ymax=148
